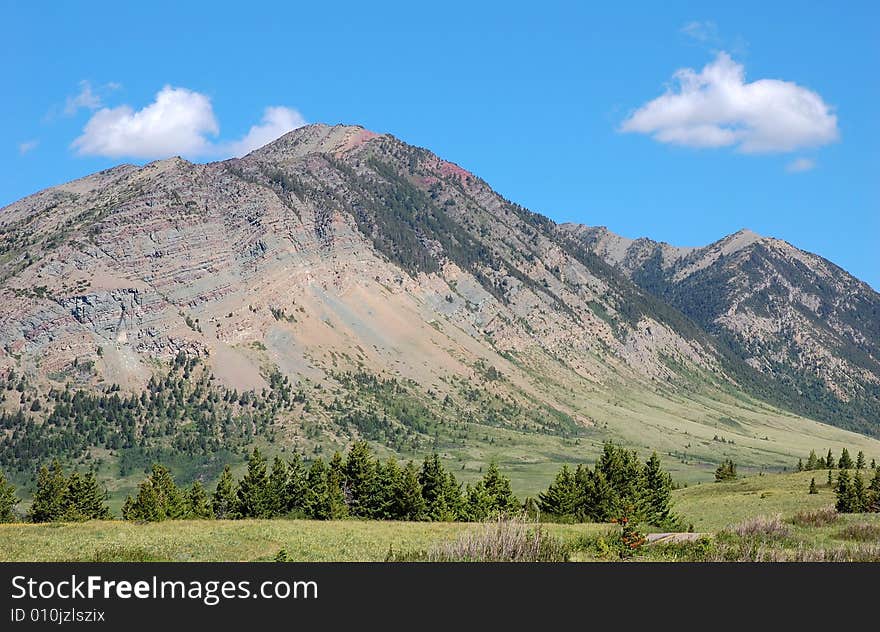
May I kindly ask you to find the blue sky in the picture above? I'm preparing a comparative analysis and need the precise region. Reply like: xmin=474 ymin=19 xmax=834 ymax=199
xmin=2 ymin=1 xmax=877 ymax=288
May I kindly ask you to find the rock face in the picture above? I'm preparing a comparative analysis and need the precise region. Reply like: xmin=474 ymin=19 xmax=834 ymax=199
xmin=562 ymin=224 xmax=880 ymax=434
xmin=0 ymin=122 xmax=878 ymax=474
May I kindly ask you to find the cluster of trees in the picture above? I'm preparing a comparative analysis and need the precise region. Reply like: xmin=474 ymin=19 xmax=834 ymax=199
xmin=122 ymin=442 xmax=520 ymax=523
xmin=0 ymin=468 xmax=18 ymax=522
xmin=798 ymin=448 xmax=875 ymax=472
xmin=28 ymin=460 xmax=111 ymax=522
xmin=835 ymin=467 xmax=880 ymax=513
xmin=537 ymin=444 xmax=679 ymax=529
xmin=0 ymin=356 xmax=299 ymax=476
xmin=715 ymin=459 xmax=737 ymax=482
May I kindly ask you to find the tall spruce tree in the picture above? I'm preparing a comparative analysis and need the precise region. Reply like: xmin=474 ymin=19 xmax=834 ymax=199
xmin=642 ymin=453 xmax=679 ymax=529
xmin=326 ymin=455 xmax=349 ymax=520
xmin=187 ymin=481 xmax=212 ymax=519
xmin=372 ymin=458 xmax=402 ymax=520
xmin=267 ymin=456 xmax=289 ymax=518
xmin=211 ymin=465 xmax=238 ymax=519
xmin=418 ymin=453 xmax=462 ymax=521
xmin=806 ymin=450 xmax=819 ymax=471
xmin=303 ymin=458 xmax=331 ymax=519
xmin=29 ymin=460 xmax=68 ymax=523
xmin=344 ymin=441 xmax=377 ymax=517
xmin=852 ymin=472 xmax=868 ymax=512
xmin=481 ymin=462 xmax=519 ymax=515
xmin=395 ymin=461 xmax=426 ymax=521
xmin=869 ymin=468 xmax=880 ymax=513
xmin=826 ymin=449 xmax=835 ymax=470
xmin=285 ymin=454 xmax=307 ymax=514
xmin=0 ymin=469 xmax=19 ymax=523
xmin=148 ymin=464 xmax=187 ymax=519
xmin=62 ymin=470 xmax=110 ymax=521
xmin=538 ymin=464 xmax=579 ymax=518
xmin=464 ymin=481 xmax=492 ymax=521
xmin=838 ymin=448 xmax=854 ymax=470
xmin=835 ymin=470 xmax=854 ymax=513
xmin=856 ymin=451 xmax=866 ymax=470
xmin=122 ymin=479 xmax=161 ymax=521
xmin=236 ymin=448 xmax=270 ymax=518
xmin=809 ymin=478 xmax=818 ymax=494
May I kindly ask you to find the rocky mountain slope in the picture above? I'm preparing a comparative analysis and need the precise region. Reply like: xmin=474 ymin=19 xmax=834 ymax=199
xmin=1 ymin=123 xmax=878 ymax=491
xmin=562 ymin=225 xmax=880 ymax=435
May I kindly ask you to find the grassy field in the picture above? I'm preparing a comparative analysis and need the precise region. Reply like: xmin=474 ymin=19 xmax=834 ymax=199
xmin=1 ymin=470 xmax=876 ymax=562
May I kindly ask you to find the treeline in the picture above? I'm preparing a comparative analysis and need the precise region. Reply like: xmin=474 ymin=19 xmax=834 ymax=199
xmin=123 ymin=442 xmax=519 ymax=522
xmin=0 ymin=459 xmax=111 ymax=523
xmin=797 ymin=448 xmax=876 ymax=472
xmin=537 ymin=444 xmax=679 ymax=529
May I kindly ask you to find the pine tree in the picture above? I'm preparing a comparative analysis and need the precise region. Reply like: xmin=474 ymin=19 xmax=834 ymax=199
xmin=856 ymin=451 xmax=866 ymax=470
xmin=0 ymin=469 xmax=19 ymax=523
xmin=827 ymin=468 xmax=834 ymax=486
xmin=806 ymin=450 xmax=819 ymax=471
xmin=326 ymin=456 xmax=349 ymax=520
xmin=148 ymin=464 xmax=187 ymax=519
xmin=714 ymin=459 xmax=737 ymax=482
xmin=481 ymin=462 xmax=520 ymax=515
xmin=187 ymin=481 xmax=212 ymax=519
xmin=344 ymin=441 xmax=377 ymax=517
xmin=236 ymin=448 xmax=270 ymax=518
xmin=868 ymin=468 xmax=880 ymax=513
xmin=62 ymin=470 xmax=110 ymax=521
xmin=29 ymin=460 xmax=68 ymax=523
xmin=538 ymin=464 xmax=579 ymax=518
xmin=808 ymin=478 xmax=818 ymax=494
xmin=464 ymin=481 xmax=492 ymax=521
xmin=852 ymin=472 xmax=868 ymax=512
xmin=303 ymin=458 xmax=331 ymax=520
xmin=642 ymin=453 xmax=679 ymax=529
xmin=872 ymin=458 xmax=877 ymax=470
xmin=122 ymin=479 xmax=161 ymax=521
xmin=796 ymin=458 xmax=804 ymax=472
xmin=838 ymin=448 xmax=854 ymax=470
xmin=211 ymin=465 xmax=238 ymax=519
xmin=826 ymin=449 xmax=834 ymax=470
xmin=285 ymin=454 xmax=307 ymax=514
xmin=835 ymin=470 xmax=854 ymax=513
xmin=419 ymin=453 xmax=460 ymax=521
xmin=372 ymin=458 xmax=402 ymax=520
xmin=267 ymin=456 xmax=289 ymax=517
xmin=395 ymin=461 xmax=426 ymax=521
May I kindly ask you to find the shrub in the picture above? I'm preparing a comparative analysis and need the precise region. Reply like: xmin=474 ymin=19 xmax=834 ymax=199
xmin=729 ymin=515 xmax=789 ymax=539
xmin=835 ymin=523 xmax=880 ymax=542
xmin=791 ymin=507 xmax=839 ymax=528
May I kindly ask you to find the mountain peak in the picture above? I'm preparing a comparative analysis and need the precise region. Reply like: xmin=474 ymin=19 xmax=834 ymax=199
xmin=247 ymin=123 xmax=383 ymax=160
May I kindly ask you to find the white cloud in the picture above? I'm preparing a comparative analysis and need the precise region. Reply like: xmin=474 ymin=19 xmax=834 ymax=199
xmin=786 ymin=157 xmax=816 ymax=173
xmin=620 ymin=52 xmax=839 ymax=153
xmin=18 ymin=140 xmax=39 ymax=155
xmin=72 ymin=86 xmax=220 ymax=159
xmin=63 ymin=81 xmax=105 ymax=116
xmin=71 ymin=86 xmax=305 ymax=160
xmin=222 ymin=106 xmax=307 ymax=158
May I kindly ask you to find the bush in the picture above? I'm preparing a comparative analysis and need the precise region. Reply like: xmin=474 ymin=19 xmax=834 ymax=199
xmin=729 ymin=515 xmax=789 ymax=539
xmin=386 ymin=517 xmax=570 ymax=562
xmin=835 ymin=523 xmax=880 ymax=542
xmin=791 ymin=507 xmax=839 ymax=528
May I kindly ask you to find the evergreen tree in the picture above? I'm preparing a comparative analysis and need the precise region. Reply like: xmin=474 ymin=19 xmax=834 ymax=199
xmin=808 ymin=478 xmax=818 ymax=495
xmin=872 ymin=458 xmax=877 ymax=470
xmin=419 ymin=453 xmax=460 ymax=521
xmin=806 ymin=450 xmax=819 ymax=471
xmin=62 ymin=470 xmax=110 ymax=521
xmin=838 ymin=448 xmax=854 ymax=470
xmin=868 ymin=468 xmax=880 ymax=513
xmin=304 ymin=458 xmax=345 ymax=520
xmin=641 ymin=452 xmax=679 ymax=528
xmin=538 ymin=464 xmax=579 ymax=518
xmin=187 ymin=481 xmax=212 ymax=519
xmin=326 ymin=455 xmax=349 ymax=520
xmin=463 ymin=481 xmax=492 ymax=521
xmin=796 ymin=458 xmax=804 ymax=472
xmin=827 ymin=468 xmax=834 ymax=486
xmin=481 ymin=462 xmax=520 ymax=515
xmin=852 ymin=472 xmax=868 ymax=512
xmin=267 ymin=456 xmax=289 ymax=517
xmin=714 ymin=459 xmax=737 ymax=482
xmin=236 ymin=448 xmax=270 ymax=518
xmin=372 ymin=458 xmax=402 ymax=520
xmin=211 ymin=465 xmax=238 ymax=519
xmin=0 ymin=469 xmax=19 ymax=523
xmin=122 ymin=479 xmax=161 ymax=521
xmin=285 ymin=454 xmax=307 ymax=514
xmin=29 ymin=460 xmax=68 ymax=523
xmin=148 ymin=464 xmax=187 ymax=519
xmin=835 ymin=470 xmax=854 ymax=513
xmin=856 ymin=451 xmax=866 ymax=470
xmin=394 ymin=461 xmax=426 ymax=521
xmin=826 ymin=449 xmax=834 ymax=470
xmin=344 ymin=441 xmax=377 ymax=517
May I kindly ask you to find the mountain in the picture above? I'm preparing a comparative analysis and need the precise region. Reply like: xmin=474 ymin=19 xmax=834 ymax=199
xmin=1 ymin=123 xmax=878 ymax=493
xmin=562 ymin=225 xmax=880 ymax=435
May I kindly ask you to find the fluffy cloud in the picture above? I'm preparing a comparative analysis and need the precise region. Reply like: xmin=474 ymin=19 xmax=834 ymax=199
xmin=222 ymin=106 xmax=307 ymax=158
xmin=71 ymin=86 xmax=305 ymax=160
xmin=620 ymin=52 xmax=839 ymax=153
xmin=72 ymin=86 xmax=219 ymax=158
xmin=786 ymin=157 xmax=816 ymax=173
